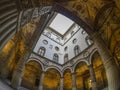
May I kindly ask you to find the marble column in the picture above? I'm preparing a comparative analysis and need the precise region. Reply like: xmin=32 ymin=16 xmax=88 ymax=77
xmin=39 ymin=71 xmax=45 ymax=90
xmin=60 ymin=77 xmax=63 ymax=90
xmin=72 ymin=73 xmax=76 ymax=90
xmin=91 ymin=32 xmax=120 ymax=90
xmin=88 ymin=64 xmax=98 ymax=90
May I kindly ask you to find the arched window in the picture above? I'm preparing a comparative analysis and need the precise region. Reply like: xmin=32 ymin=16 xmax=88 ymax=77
xmin=64 ymin=54 xmax=68 ymax=62
xmin=74 ymin=45 xmax=80 ymax=56
xmin=86 ymin=36 xmax=93 ymax=45
xmin=53 ymin=53 xmax=59 ymax=62
xmin=38 ymin=47 xmax=46 ymax=56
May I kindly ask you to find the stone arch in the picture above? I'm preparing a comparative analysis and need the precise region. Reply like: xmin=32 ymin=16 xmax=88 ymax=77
xmin=89 ymin=49 xmax=108 ymax=90
xmin=62 ymin=66 xmax=72 ymax=74
xmin=27 ymin=58 xmax=44 ymax=71
xmin=45 ymin=66 xmax=62 ymax=77
xmin=0 ymin=2 xmax=95 ymax=52
xmin=74 ymin=60 xmax=90 ymax=90
xmin=63 ymin=68 xmax=73 ymax=90
xmin=43 ymin=66 xmax=62 ymax=90
xmin=22 ymin=59 xmax=43 ymax=89
xmin=73 ymin=59 xmax=89 ymax=72
xmin=19 ymin=3 xmax=93 ymax=37
xmin=52 ymin=4 xmax=94 ymax=35
xmin=88 ymin=48 xmax=98 ymax=65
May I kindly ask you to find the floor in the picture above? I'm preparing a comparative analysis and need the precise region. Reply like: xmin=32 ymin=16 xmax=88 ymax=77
xmin=0 ymin=79 xmax=14 ymax=90
xmin=0 ymin=79 xmax=29 ymax=90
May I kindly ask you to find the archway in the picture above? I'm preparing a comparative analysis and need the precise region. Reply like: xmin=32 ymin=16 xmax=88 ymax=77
xmin=91 ymin=51 xmax=108 ymax=90
xmin=43 ymin=68 xmax=61 ymax=90
xmin=63 ymin=69 xmax=72 ymax=90
xmin=75 ymin=61 xmax=89 ymax=90
xmin=21 ymin=61 xmax=42 ymax=90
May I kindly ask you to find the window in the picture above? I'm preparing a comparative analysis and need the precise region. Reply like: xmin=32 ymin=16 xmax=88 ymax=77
xmin=74 ymin=45 xmax=80 ymax=56
xmin=55 ymin=46 xmax=59 ymax=51
xmin=53 ymin=53 xmax=59 ymax=62
xmin=38 ymin=47 xmax=46 ymax=56
xmin=49 ymin=44 xmax=53 ymax=49
xmin=56 ymin=37 xmax=60 ymax=42
xmin=46 ymin=32 xmax=51 ymax=37
xmin=81 ymin=30 xmax=86 ymax=34
xmin=42 ymin=40 xmax=48 ymax=45
xmin=64 ymin=46 xmax=68 ymax=51
xmin=73 ymin=38 xmax=77 ymax=44
xmin=86 ymin=36 xmax=92 ymax=45
xmin=64 ymin=54 xmax=69 ymax=62
xmin=71 ymin=31 xmax=74 ymax=35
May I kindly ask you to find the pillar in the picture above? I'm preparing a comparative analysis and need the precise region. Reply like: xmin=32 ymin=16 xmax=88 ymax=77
xmin=11 ymin=49 xmax=30 ymax=89
xmin=0 ymin=57 xmax=11 ymax=78
xmin=39 ymin=71 xmax=45 ymax=90
xmin=60 ymin=77 xmax=63 ymax=90
xmin=11 ymin=13 xmax=50 ymax=89
xmin=0 ymin=41 xmax=15 ymax=78
xmin=91 ymin=32 xmax=120 ymax=90
xmin=72 ymin=73 xmax=76 ymax=90
xmin=88 ymin=64 xmax=98 ymax=90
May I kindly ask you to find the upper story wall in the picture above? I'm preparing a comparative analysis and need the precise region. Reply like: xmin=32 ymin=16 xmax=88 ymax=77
xmin=63 ymin=27 xmax=89 ymax=60
xmin=33 ymin=34 xmax=64 ymax=64
xmin=33 ymin=26 xmax=91 ymax=64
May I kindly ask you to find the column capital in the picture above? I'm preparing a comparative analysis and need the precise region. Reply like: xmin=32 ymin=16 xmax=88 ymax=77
xmin=72 ymin=72 xmax=76 ymax=75
xmin=42 ymin=70 xmax=45 ymax=73
xmin=88 ymin=64 xmax=93 ymax=67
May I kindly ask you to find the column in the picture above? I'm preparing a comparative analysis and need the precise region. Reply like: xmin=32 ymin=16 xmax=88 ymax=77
xmin=88 ymin=64 xmax=98 ymax=90
xmin=39 ymin=71 xmax=45 ymax=90
xmin=72 ymin=73 xmax=76 ymax=90
xmin=60 ymin=77 xmax=63 ymax=90
xmin=11 ymin=13 xmax=50 ymax=89
xmin=0 ymin=41 xmax=15 ymax=78
xmin=0 ymin=53 xmax=12 ymax=78
xmin=11 ymin=49 xmax=30 ymax=89
xmin=91 ymin=32 xmax=120 ymax=90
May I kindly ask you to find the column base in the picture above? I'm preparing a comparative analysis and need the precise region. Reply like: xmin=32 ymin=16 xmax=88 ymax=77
xmin=11 ymin=70 xmax=22 ymax=89
xmin=39 ymin=85 xmax=43 ymax=90
xmin=0 ymin=67 xmax=9 ymax=78
xmin=72 ymin=87 xmax=76 ymax=90
xmin=92 ymin=82 xmax=98 ymax=90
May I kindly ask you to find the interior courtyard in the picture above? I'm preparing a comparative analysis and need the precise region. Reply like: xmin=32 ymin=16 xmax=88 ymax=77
xmin=0 ymin=0 xmax=120 ymax=90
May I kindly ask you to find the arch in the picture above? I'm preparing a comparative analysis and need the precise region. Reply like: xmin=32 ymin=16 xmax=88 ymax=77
xmin=63 ymin=68 xmax=72 ymax=90
xmin=73 ymin=59 xmax=89 ymax=72
xmin=88 ymin=48 xmax=98 ymax=65
xmin=45 ymin=66 xmax=62 ymax=77
xmin=0 ymin=1 xmax=97 ymax=52
xmin=52 ymin=4 xmax=94 ymax=34
xmin=62 ymin=67 xmax=72 ymax=74
xmin=27 ymin=58 xmax=44 ymax=71
xmin=94 ymin=2 xmax=115 ymax=30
